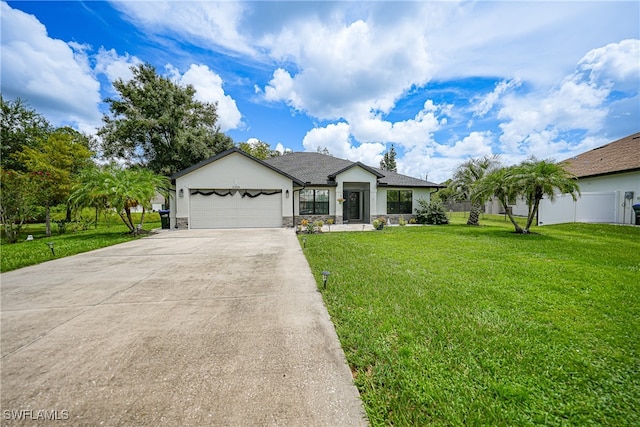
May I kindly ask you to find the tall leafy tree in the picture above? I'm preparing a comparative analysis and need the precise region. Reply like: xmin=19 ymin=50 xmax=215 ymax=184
xmin=0 ymin=169 xmax=41 ymax=243
xmin=99 ymin=63 xmax=234 ymax=176
xmin=1 ymin=95 xmax=52 ymax=171
xmin=450 ymin=155 xmax=500 ymax=226
xmin=237 ymin=140 xmax=280 ymax=159
xmin=16 ymin=127 xmax=94 ymax=236
xmin=71 ymin=165 xmax=169 ymax=234
xmin=380 ymin=145 xmax=397 ymax=172
xmin=511 ymin=158 xmax=580 ymax=233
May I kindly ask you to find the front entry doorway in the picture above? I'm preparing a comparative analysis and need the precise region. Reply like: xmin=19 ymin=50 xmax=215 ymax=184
xmin=344 ymin=191 xmax=362 ymax=223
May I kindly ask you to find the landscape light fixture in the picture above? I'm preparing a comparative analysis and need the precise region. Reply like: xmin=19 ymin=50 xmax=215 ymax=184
xmin=321 ymin=271 xmax=331 ymax=289
xmin=46 ymin=242 xmax=55 ymax=256
xmin=303 ymin=237 xmax=307 ymax=248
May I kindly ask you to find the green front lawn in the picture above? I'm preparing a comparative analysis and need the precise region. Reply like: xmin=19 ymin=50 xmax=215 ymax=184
xmin=302 ymin=214 xmax=640 ymax=426
xmin=1 ymin=213 xmax=161 ymax=272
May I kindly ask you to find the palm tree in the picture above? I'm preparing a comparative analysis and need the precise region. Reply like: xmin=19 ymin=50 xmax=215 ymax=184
xmin=70 ymin=166 xmax=110 ymax=228
xmin=70 ymin=164 xmax=169 ymax=233
xmin=510 ymin=158 xmax=580 ymax=233
xmin=450 ymin=155 xmax=500 ymax=226
xmin=476 ymin=166 xmax=524 ymax=233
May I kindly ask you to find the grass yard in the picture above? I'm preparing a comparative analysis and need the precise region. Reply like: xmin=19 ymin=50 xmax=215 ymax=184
xmin=302 ymin=214 xmax=640 ymax=426
xmin=1 ymin=213 xmax=161 ymax=272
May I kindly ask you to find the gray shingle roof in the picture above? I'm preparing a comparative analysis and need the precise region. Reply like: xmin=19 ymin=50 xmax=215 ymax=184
xmin=264 ymin=152 xmax=442 ymax=188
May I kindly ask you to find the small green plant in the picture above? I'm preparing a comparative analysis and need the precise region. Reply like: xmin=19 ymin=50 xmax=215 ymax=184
xmin=55 ymin=220 xmax=68 ymax=235
xmin=306 ymin=221 xmax=316 ymax=234
xmin=373 ymin=217 xmax=386 ymax=230
xmin=326 ymin=218 xmax=334 ymax=231
xmin=415 ymin=199 xmax=449 ymax=225
xmin=297 ymin=218 xmax=309 ymax=234
xmin=398 ymin=216 xmax=407 ymax=226
xmin=314 ymin=220 xmax=324 ymax=233
xmin=409 ymin=218 xmax=417 ymax=224
xmin=77 ymin=216 xmax=95 ymax=231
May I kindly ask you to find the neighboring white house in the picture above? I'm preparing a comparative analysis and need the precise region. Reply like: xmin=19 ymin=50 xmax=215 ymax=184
xmin=170 ymin=148 xmax=442 ymax=229
xmin=538 ymin=132 xmax=640 ymax=226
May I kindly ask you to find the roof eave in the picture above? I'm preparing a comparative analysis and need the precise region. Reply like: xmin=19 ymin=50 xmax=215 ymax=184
xmin=575 ymin=167 xmax=640 ymax=179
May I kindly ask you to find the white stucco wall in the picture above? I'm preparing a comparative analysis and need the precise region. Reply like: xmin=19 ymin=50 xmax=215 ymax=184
xmin=538 ymin=171 xmax=640 ymax=225
xmin=174 ymin=152 xmax=294 ymax=220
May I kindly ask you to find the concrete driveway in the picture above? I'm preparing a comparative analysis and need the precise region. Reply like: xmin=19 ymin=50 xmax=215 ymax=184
xmin=1 ymin=229 xmax=367 ymax=426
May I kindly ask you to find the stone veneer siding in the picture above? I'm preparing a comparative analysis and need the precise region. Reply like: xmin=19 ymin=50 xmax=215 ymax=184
xmin=295 ymin=215 xmax=337 ymax=226
xmin=176 ymin=216 xmax=294 ymax=229
xmin=175 ymin=217 xmax=189 ymax=229
xmin=282 ymin=216 xmax=294 ymax=228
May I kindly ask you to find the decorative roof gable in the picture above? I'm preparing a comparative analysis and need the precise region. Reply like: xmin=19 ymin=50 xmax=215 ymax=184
xmin=328 ymin=162 xmax=385 ymax=179
xmin=171 ymin=148 xmax=305 ymax=185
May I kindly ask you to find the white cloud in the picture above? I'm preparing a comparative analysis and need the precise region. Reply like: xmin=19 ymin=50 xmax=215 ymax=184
xmin=3 ymin=0 xmax=637 ymax=185
xmin=298 ymin=100 xmax=450 ymax=179
xmin=301 ymin=122 xmax=385 ymax=165
xmin=435 ymin=132 xmax=493 ymax=158
xmin=473 ymin=78 xmax=521 ymax=117
xmin=302 ymin=122 xmax=351 ymax=155
xmin=109 ymin=1 xmax=254 ymax=56
xmin=576 ymin=39 xmax=640 ymax=90
xmin=348 ymin=101 xmax=441 ymax=148
xmin=94 ymin=48 xmax=141 ymax=85
xmin=260 ymin=15 xmax=432 ymax=120
xmin=426 ymin=2 xmax=638 ymax=85
xmin=497 ymin=39 xmax=638 ymax=156
xmin=170 ymin=64 xmax=243 ymax=132
xmin=0 ymin=1 xmax=102 ymax=131
xmin=263 ymin=68 xmax=303 ymax=111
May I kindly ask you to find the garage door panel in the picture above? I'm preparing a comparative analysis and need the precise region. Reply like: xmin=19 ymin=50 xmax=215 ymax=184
xmin=190 ymin=190 xmax=282 ymax=229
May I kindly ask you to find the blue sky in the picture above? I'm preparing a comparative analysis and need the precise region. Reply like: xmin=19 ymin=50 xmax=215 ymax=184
xmin=2 ymin=1 xmax=638 ymax=182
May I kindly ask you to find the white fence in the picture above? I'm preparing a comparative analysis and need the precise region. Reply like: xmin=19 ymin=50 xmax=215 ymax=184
xmin=538 ymin=192 xmax=617 ymax=226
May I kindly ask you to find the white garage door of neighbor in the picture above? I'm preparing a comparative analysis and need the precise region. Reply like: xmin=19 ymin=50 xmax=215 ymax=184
xmin=189 ymin=190 xmax=282 ymax=228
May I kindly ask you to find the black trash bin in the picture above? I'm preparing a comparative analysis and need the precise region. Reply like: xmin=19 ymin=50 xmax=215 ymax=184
xmin=159 ymin=209 xmax=170 ymax=229
xmin=632 ymin=204 xmax=640 ymax=226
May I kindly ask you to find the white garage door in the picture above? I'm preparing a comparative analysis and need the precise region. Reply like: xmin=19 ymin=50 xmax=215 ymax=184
xmin=189 ymin=190 xmax=282 ymax=229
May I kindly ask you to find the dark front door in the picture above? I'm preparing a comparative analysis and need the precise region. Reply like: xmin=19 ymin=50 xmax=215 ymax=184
xmin=345 ymin=191 xmax=361 ymax=222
